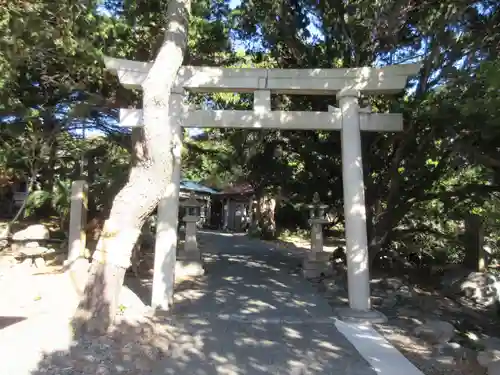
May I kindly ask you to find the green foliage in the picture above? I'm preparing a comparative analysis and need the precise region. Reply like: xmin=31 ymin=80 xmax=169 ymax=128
xmin=1 ymin=0 xmax=500 ymax=266
xmin=23 ymin=177 xmax=71 ymax=228
xmin=24 ymin=190 xmax=51 ymax=218
xmin=52 ymin=179 xmax=72 ymax=223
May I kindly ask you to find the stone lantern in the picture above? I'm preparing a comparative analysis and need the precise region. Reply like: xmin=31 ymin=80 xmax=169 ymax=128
xmin=176 ymin=192 xmax=204 ymax=278
xmin=307 ymin=192 xmax=329 ymax=257
xmin=302 ymin=192 xmax=332 ymax=279
xmin=182 ymin=192 xmax=201 ymax=252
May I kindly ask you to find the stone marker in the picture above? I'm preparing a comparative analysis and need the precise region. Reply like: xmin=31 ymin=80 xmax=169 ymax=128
xmin=67 ymin=180 xmax=88 ymax=268
xmin=11 ymin=224 xmax=52 ymax=267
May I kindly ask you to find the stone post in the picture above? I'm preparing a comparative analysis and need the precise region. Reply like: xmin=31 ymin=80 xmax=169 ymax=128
xmin=335 ymin=90 xmax=386 ymax=323
xmin=176 ymin=192 xmax=204 ymax=279
xmin=151 ymin=91 xmax=184 ymax=310
xmin=67 ymin=180 xmax=88 ymax=267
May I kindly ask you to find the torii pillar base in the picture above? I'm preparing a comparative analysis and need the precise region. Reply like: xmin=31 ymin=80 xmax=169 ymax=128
xmin=335 ymin=307 xmax=387 ymax=324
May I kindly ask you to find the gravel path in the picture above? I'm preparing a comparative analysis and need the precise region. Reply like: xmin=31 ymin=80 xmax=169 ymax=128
xmin=0 ymin=231 xmax=447 ymax=375
xmin=266 ymin=236 xmax=490 ymax=375
xmin=0 ymin=259 xmax=168 ymax=374
xmin=149 ymin=231 xmax=376 ymax=374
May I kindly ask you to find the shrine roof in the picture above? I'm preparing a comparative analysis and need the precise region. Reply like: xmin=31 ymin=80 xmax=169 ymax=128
xmin=217 ymin=183 xmax=254 ymax=196
xmin=180 ymin=180 xmax=218 ymax=194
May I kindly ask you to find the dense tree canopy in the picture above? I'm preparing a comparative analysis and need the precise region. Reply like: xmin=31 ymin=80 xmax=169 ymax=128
xmin=1 ymin=0 xmax=499 ymax=267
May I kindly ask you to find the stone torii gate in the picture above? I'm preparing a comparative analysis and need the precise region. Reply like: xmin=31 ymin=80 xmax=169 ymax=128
xmin=104 ymin=57 xmax=419 ymax=319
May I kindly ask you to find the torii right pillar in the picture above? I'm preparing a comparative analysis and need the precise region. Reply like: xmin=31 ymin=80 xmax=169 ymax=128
xmin=336 ymin=88 xmax=387 ymax=323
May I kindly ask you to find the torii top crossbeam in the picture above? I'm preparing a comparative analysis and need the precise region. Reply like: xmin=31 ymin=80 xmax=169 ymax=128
xmin=104 ymin=57 xmax=420 ymax=95
xmin=104 ymin=57 xmax=420 ymax=132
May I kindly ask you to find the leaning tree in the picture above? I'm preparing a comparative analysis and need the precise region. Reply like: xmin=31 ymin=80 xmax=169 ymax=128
xmin=73 ymin=0 xmax=192 ymax=335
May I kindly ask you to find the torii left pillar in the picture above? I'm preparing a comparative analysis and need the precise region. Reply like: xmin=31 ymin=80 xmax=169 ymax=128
xmin=151 ymin=90 xmax=184 ymax=310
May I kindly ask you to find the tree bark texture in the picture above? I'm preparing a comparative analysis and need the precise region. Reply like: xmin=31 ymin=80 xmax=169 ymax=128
xmin=463 ymin=213 xmax=486 ymax=271
xmin=73 ymin=0 xmax=191 ymax=335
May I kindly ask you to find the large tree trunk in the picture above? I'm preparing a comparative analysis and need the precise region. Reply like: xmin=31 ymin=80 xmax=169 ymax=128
xmin=368 ymin=203 xmax=413 ymax=269
xmin=41 ymin=138 xmax=58 ymax=193
xmin=462 ymin=213 xmax=486 ymax=271
xmin=73 ymin=0 xmax=191 ymax=336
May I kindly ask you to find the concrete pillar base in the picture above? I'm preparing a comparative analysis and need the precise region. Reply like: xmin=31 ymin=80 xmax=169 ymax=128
xmin=175 ymin=259 xmax=205 ymax=280
xmin=302 ymin=252 xmax=333 ymax=279
xmin=335 ymin=307 xmax=387 ymax=324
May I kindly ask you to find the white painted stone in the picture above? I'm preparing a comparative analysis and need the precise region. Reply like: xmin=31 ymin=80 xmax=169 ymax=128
xmin=104 ymin=56 xmax=420 ymax=94
xmin=336 ymin=91 xmax=371 ymax=312
xmin=119 ymin=107 xmax=403 ymax=132
xmin=67 ymin=180 xmax=88 ymax=265
xmin=151 ymin=93 xmax=184 ymax=310
xmin=335 ymin=320 xmax=424 ymax=375
xmin=12 ymin=224 xmax=49 ymax=241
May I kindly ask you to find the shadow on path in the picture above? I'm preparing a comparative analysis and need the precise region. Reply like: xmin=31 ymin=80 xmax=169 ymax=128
xmin=150 ymin=230 xmax=376 ymax=374
xmin=3 ymin=231 xmax=377 ymax=374
xmin=0 ymin=316 xmax=26 ymax=329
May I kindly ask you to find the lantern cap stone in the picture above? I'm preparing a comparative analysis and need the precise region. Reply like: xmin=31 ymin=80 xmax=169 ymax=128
xmin=181 ymin=192 xmax=201 ymax=207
